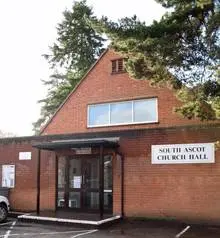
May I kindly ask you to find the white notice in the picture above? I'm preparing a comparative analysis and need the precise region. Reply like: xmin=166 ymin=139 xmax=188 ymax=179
xmin=19 ymin=152 xmax=31 ymax=160
xmin=72 ymin=148 xmax=92 ymax=154
xmin=2 ymin=165 xmax=15 ymax=188
xmin=151 ymin=143 xmax=215 ymax=164
xmin=73 ymin=176 xmax=81 ymax=188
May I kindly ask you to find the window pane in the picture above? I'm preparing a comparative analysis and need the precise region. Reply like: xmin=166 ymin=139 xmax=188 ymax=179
xmin=110 ymin=101 xmax=132 ymax=124
xmin=104 ymin=155 xmax=112 ymax=190
xmin=104 ymin=192 xmax=113 ymax=210
xmin=85 ymin=192 xmax=99 ymax=209
xmin=104 ymin=155 xmax=113 ymax=210
xmin=88 ymin=104 xmax=109 ymax=126
xmin=134 ymin=98 xmax=157 ymax=122
xmin=84 ymin=158 xmax=99 ymax=189
xmin=69 ymin=192 xmax=81 ymax=208
xmin=69 ymin=158 xmax=81 ymax=189
xmin=58 ymin=156 xmax=66 ymax=189
xmin=57 ymin=191 xmax=65 ymax=207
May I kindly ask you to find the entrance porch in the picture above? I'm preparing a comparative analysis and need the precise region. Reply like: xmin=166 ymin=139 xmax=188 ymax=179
xmin=29 ymin=137 xmax=123 ymax=225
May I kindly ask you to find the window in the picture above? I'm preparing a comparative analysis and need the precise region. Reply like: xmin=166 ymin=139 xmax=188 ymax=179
xmin=88 ymin=98 xmax=158 ymax=127
xmin=110 ymin=101 xmax=132 ymax=124
xmin=88 ymin=104 xmax=109 ymax=126
xmin=111 ymin=59 xmax=124 ymax=74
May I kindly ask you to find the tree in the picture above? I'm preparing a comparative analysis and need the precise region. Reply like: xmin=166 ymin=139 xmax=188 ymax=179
xmin=33 ymin=71 xmax=82 ymax=132
xmin=33 ymin=0 xmax=106 ymax=134
xmin=0 ymin=130 xmax=16 ymax=138
xmin=94 ymin=0 xmax=220 ymax=121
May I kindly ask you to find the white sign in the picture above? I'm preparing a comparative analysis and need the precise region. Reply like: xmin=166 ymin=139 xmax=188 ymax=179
xmin=73 ymin=176 xmax=81 ymax=188
xmin=151 ymin=143 xmax=215 ymax=164
xmin=2 ymin=165 xmax=15 ymax=188
xmin=19 ymin=152 xmax=31 ymax=160
xmin=72 ymin=147 xmax=92 ymax=154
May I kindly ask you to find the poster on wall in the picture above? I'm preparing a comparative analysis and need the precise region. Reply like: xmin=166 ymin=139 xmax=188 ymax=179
xmin=72 ymin=176 xmax=81 ymax=188
xmin=151 ymin=143 xmax=215 ymax=164
xmin=2 ymin=165 xmax=15 ymax=188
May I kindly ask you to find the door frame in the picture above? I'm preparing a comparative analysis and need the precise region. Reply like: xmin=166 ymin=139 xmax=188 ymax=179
xmin=56 ymin=153 xmax=113 ymax=214
xmin=66 ymin=156 xmax=100 ymax=212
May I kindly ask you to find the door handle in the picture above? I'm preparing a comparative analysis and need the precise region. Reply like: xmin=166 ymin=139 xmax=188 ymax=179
xmin=82 ymin=175 xmax=84 ymax=186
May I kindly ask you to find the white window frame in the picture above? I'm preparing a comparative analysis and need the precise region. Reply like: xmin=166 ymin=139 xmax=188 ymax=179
xmin=87 ymin=98 xmax=158 ymax=128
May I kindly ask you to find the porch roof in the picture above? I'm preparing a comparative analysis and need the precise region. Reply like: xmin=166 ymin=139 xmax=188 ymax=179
xmin=32 ymin=137 xmax=120 ymax=151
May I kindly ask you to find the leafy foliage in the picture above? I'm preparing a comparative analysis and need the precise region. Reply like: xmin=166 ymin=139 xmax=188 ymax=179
xmin=44 ymin=0 xmax=105 ymax=72
xmin=33 ymin=0 xmax=106 ymax=134
xmin=94 ymin=0 xmax=220 ymax=121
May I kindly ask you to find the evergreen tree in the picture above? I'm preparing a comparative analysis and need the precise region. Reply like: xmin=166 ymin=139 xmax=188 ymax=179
xmin=0 ymin=130 xmax=16 ymax=138
xmin=94 ymin=0 xmax=220 ymax=121
xmin=33 ymin=0 xmax=106 ymax=134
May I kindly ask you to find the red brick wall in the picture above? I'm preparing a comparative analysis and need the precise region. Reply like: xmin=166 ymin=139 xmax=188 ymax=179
xmin=0 ymin=124 xmax=219 ymax=223
xmin=39 ymin=150 xmax=56 ymax=211
xmin=0 ymin=141 xmax=56 ymax=212
xmin=37 ymin=48 xmax=220 ymax=222
xmin=5 ymin=49 xmax=217 ymax=221
xmin=42 ymin=49 xmax=209 ymax=135
xmin=112 ymin=152 xmax=123 ymax=216
xmin=113 ymin=125 xmax=220 ymax=222
xmin=0 ymin=141 xmax=37 ymax=211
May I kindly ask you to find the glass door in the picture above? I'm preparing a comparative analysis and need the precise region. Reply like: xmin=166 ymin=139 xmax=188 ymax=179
xmin=83 ymin=158 xmax=99 ymax=210
xmin=68 ymin=158 xmax=82 ymax=209
xmin=57 ymin=155 xmax=112 ymax=212
xmin=104 ymin=155 xmax=113 ymax=211
xmin=57 ymin=156 xmax=82 ymax=209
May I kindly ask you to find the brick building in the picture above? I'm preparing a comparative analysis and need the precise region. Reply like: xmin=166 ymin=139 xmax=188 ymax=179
xmin=0 ymin=49 xmax=219 ymax=222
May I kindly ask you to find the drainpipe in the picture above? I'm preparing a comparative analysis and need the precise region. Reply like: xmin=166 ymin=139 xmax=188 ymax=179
xmin=120 ymin=153 xmax=124 ymax=218
xmin=121 ymin=154 xmax=124 ymax=218
xmin=116 ymin=151 xmax=124 ymax=219
xmin=99 ymin=145 xmax=104 ymax=220
xmin=36 ymin=149 xmax=41 ymax=215
xmin=55 ymin=154 xmax=58 ymax=211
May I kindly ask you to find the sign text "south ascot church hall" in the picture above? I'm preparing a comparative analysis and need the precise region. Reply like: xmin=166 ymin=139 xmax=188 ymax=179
xmin=151 ymin=143 xmax=215 ymax=164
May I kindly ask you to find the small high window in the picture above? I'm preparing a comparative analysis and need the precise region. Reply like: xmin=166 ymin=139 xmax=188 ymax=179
xmin=111 ymin=59 xmax=124 ymax=74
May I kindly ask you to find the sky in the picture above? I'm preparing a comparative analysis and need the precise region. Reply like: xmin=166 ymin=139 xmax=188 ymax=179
xmin=0 ymin=0 xmax=166 ymax=136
